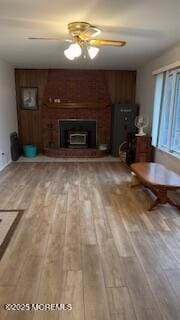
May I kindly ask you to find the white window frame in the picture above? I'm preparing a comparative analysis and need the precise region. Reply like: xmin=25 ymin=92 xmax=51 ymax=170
xmin=152 ymin=67 xmax=180 ymax=159
xmin=152 ymin=73 xmax=164 ymax=147
xmin=171 ymin=71 xmax=180 ymax=155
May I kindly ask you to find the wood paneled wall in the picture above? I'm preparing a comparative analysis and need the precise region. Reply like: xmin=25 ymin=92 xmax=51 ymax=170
xmin=15 ymin=70 xmax=48 ymax=151
xmin=105 ymin=70 xmax=136 ymax=104
xmin=15 ymin=69 xmax=136 ymax=151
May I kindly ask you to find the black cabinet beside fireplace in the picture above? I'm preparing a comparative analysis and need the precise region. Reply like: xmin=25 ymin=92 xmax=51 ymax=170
xmin=111 ymin=104 xmax=139 ymax=156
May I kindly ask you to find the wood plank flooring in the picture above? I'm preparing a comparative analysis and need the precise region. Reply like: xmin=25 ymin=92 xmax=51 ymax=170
xmin=0 ymin=162 xmax=180 ymax=320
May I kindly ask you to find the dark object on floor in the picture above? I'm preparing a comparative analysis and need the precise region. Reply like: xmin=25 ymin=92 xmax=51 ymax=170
xmin=126 ymin=134 xmax=153 ymax=165
xmin=130 ymin=162 xmax=180 ymax=211
xmin=111 ymin=104 xmax=139 ymax=156
xmin=0 ymin=210 xmax=24 ymax=260
xmin=10 ymin=132 xmax=21 ymax=161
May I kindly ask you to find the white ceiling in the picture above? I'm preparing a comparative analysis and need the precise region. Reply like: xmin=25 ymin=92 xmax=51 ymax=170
xmin=0 ymin=0 xmax=180 ymax=69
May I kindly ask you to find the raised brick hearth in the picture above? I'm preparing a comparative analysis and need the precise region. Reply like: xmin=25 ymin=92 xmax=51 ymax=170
xmin=44 ymin=148 xmax=108 ymax=158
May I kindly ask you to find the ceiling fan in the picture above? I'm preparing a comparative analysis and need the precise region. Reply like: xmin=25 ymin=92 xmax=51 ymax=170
xmin=29 ymin=21 xmax=127 ymax=60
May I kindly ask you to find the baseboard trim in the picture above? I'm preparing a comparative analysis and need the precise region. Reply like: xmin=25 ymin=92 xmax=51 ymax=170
xmin=0 ymin=159 xmax=12 ymax=172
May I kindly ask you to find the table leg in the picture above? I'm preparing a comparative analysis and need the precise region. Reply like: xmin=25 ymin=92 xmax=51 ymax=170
xmin=148 ymin=188 xmax=180 ymax=211
xmin=167 ymin=198 xmax=180 ymax=210
xmin=148 ymin=189 xmax=168 ymax=211
xmin=148 ymin=198 xmax=160 ymax=211
xmin=130 ymin=175 xmax=141 ymax=188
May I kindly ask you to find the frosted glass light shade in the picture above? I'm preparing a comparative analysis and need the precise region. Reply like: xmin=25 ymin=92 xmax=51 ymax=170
xmin=70 ymin=43 xmax=82 ymax=57
xmin=64 ymin=43 xmax=99 ymax=60
xmin=64 ymin=48 xmax=75 ymax=60
xmin=87 ymin=46 xmax=99 ymax=59
xmin=64 ymin=43 xmax=82 ymax=60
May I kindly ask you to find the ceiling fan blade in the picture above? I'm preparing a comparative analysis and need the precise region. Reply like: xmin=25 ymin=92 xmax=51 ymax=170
xmin=28 ymin=37 xmax=61 ymax=40
xmin=79 ymin=26 xmax=101 ymax=40
xmin=89 ymin=39 xmax=126 ymax=47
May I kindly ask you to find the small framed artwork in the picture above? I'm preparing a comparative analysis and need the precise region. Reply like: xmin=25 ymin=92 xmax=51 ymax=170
xmin=21 ymin=87 xmax=38 ymax=110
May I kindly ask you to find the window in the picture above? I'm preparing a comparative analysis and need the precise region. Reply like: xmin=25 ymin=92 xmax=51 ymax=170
xmin=152 ymin=68 xmax=180 ymax=157
xmin=151 ymin=73 xmax=163 ymax=146
xmin=172 ymin=72 xmax=180 ymax=153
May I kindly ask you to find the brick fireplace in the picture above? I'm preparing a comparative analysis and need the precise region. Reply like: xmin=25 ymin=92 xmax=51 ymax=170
xmin=42 ymin=69 xmax=112 ymax=157
xmin=42 ymin=102 xmax=111 ymax=157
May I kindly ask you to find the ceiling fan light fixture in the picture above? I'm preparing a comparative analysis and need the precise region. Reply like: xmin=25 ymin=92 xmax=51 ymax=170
xmin=64 ymin=43 xmax=82 ymax=60
xmin=87 ymin=46 xmax=99 ymax=59
xmin=64 ymin=48 xmax=75 ymax=60
xmin=28 ymin=21 xmax=127 ymax=62
xmin=69 ymin=43 xmax=82 ymax=57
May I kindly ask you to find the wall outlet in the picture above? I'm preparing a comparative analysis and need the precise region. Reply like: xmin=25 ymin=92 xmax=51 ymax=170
xmin=0 ymin=151 xmax=8 ymax=170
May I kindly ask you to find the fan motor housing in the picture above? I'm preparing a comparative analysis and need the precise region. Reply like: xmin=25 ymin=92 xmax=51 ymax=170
xmin=68 ymin=22 xmax=90 ymax=37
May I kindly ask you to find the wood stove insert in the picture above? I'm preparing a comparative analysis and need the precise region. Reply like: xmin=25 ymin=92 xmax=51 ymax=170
xmin=67 ymin=131 xmax=88 ymax=148
xmin=59 ymin=120 xmax=96 ymax=149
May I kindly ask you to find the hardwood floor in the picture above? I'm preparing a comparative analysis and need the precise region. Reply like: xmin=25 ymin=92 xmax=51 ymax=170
xmin=0 ymin=162 xmax=180 ymax=320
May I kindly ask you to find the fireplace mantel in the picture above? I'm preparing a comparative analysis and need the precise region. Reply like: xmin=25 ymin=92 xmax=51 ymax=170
xmin=44 ymin=102 xmax=110 ymax=109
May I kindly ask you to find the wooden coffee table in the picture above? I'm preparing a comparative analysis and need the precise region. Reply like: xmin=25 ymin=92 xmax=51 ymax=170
xmin=130 ymin=162 xmax=180 ymax=211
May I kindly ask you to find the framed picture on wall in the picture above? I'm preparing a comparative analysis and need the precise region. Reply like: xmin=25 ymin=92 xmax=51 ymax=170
xmin=21 ymin=87 xmax=38 ymax=110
